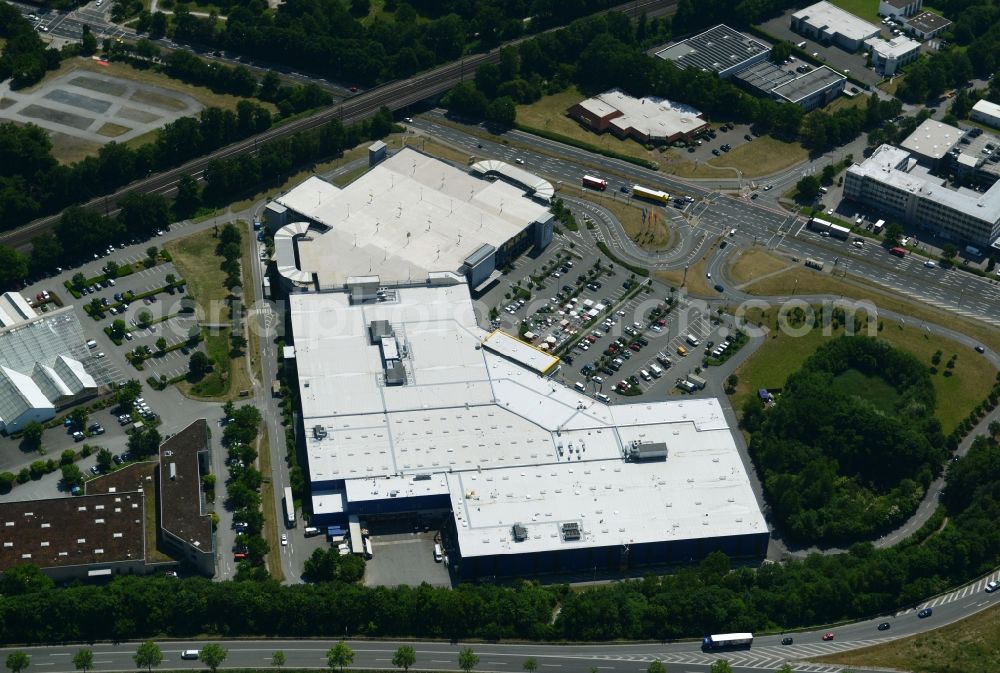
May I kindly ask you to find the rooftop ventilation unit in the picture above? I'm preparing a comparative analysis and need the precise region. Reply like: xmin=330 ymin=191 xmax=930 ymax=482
xmin=413 ymin=474 xmax=432 ymax=481
xmin=512 ymin=524 xmax=527 ymax=542
xmin=627 ymin=440 xmax=668 ymax=461
xmin=561 ymin=522 xmax=581 ymax=541
xmin=313 ymin=425 xmax=328 ymax=440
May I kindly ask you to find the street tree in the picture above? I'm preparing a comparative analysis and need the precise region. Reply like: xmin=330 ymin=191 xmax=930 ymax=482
xmin=189 ymin=351 xmax=212 ymax=378
xmin=942 ymin=243 xmax=957 ymax=259
xmin=5 ymin=652 xmax=29 ymax=673
xmin=392 ymin=646 xmax=416 ymax=672
xmin=96 ymin=448 xmax=114 ymax=473
xmin=795 ymin=175 xmax=820 ymax=202
xmin=156 ymin=337 xmax=167 ymax=352
xmin=72 ymin=649 xmax=93 ymax=673
xmin=522 ymin=658 xmax=537 ymax=673
xmin=138 ymin=310 xmax=153 ymax=328
xmin=133 ymin=641 xmax=162 ymax=673
xmin=326 ymin=642 xmax=353 ymax=672
xmin=70 ymin=407 xmax=89 ymax=430
xmin=271 ymin=652 xmax=285 ymax=669
xmin=458 ymin=648 xmax=479 ymax=673
xmin=647 ymin=662 xmax=666 ymax=673
xmin=199 ymin=644 xmax=227 ymax=673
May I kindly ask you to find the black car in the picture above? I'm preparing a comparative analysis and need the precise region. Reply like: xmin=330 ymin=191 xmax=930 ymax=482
xmin=918 ymin=607 xmax=933 ymax=618
xmin=620 ymin=185 xmax=629 ymax=193
xmin=714 ymin=284 xmax=725 ymax=293
xmin=780 ymin=637 xmax=793 ymax=646
xmin=877 ymin=622 xmax=890 ymax=631
xmin=975 ymin=345 xmax=986 ymax=353
xmin=744 ymin=134 xmax=753 ymax=141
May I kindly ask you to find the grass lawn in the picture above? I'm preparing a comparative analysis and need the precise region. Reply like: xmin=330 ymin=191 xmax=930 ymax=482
xmin=829 ymin=0 xmax=882 ymax=24
xmin=572 ymin=189 xmax=675 ymax=250
xmin=730 ymin=303 xmax=997 ymax=435
xmin=830 ymin=368 xmax=900 ymax=413
xmin=815 ymin=602 xmax=1000 ymax=673
xmin=181 ymin=328 xmax=232 ymax=397
xmin=165 ymin=228 xmax=230 ymax=319
xmin=728 ymin=248 xmax=794 ymax=285
xmin=742 ymin=266 xmax=1000 ymax=358
xmin=257 ymin=429 xmax=284 ymax=582
xmin=655 ymin=252 xmax=719 ymax=297
xmin=237 ymin=221 xmax=261 ymax=384
xmin=45 ymin=128 xmax=102 ymax=164
xmin=96 ymin=122 xmax=130 ymax=138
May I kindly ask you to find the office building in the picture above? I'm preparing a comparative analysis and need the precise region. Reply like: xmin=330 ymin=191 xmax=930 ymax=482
xmin=879 ymin=0 xmax=922 ymax=20
xmin=904 ymin=11 xmax=951 ymax=39
xmin=158 ymin=420 xmax=215 ymax=576
xmin=972 ymin=100 xmax=1000 ymax=130
xmin=865 ymin=35 xmax=921 ymax=75
xmin=792 ymin=2 xmax=882 ymax=51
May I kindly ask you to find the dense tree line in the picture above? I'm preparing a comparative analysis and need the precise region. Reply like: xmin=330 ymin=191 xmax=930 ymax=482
xmin=1 ymin=427 xmax=1000 ymax=643
xmin=160 ymin=0 xmax=638 ymax=85
xmin=742 ymin=337 xmax=946 ymax=545
xmin=445 ymin=11 xmax=899 ymax=152
xmin=0 ymin=4 xmax=61 ymax=89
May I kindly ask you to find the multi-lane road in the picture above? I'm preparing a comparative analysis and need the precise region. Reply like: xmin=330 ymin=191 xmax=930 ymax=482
xmin=412 ymin=113 xmax=1000 ymax=328
xmin=3 ymin=566 xmax=1000 ymax=673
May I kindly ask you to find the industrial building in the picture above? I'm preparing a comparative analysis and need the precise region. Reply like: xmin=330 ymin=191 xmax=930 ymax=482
xmin=972 ymin=100 xmax=1000 ymax=130
xmin=904 ymin=11 xmax=951 ymax=40
xmin=158 ymin=419 xmax=214 ymax=576
xmin=844 ymin=143 xmax=1000 ymax=247
xmin=879 ymin=0 xmax=922 ymax=20
xmin=734 ymin=62 xmax=846 ymax=111
xmin=289 ymin=282 xmax=768 ymax=579
xmin=0 ymin=420 xmax=216 ymax=581
xmin=568 ymin=89 xmax=708 ymax=144
xmin=0 ymin=304 xmax=110 ymax=433
xmin=266 ymin=147 xmax=554 ymax=293
xmin=653 ymin=24 xmax=770 ymax=79
xmin=791 ymin=1 xmax=881 ymax=52
xmin=865 ymin=35 xmax=921 ymax=75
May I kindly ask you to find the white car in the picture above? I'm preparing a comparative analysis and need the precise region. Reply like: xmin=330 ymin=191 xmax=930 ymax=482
xmin=280 ymin=534 xmax=288 ymax=546
xmin=986 ymin=581 xmax=999 ymax=593
xmin=515 ymin=158 xmax=525 ymax=165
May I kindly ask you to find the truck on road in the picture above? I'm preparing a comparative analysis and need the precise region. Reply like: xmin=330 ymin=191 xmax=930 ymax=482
xmin=805 ymin=258 xmax=825 ymax=270
xmin=582 ymin=175 xmax=608 ymax=191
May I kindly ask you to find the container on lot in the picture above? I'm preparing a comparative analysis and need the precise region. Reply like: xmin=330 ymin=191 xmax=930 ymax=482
xmin=686 ymin=373 xmax=707 ymax=390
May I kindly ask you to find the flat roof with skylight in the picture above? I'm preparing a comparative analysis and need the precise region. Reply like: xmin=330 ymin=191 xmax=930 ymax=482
xmin=653 ymin=24 xmax=769 ymax=76
xmin=901 ymin=119 xmax=963 ymax=160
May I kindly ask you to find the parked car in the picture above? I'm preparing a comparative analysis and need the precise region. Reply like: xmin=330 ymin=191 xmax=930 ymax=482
xmin=780 ymin=637 xmax=793 ymax=646
xmin=986 ymin=580 xmax=999 ymax=593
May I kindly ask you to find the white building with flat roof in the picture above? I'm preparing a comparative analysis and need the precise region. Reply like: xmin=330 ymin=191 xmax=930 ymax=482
xmin=269 ymin=148 xmax=554 ymax=292
xmin=900 ymin=119 xmax=962 ymax=162
xmin=844 ymin=143 xmax=1000 ymax=246
xmin=865 ymin=35 xmax=921 ymax=75
xmin=972 ymin=100 xmax=1000 ymax=130
xmin=290 ymin=283 xmax=768 ymax=579
xmin=568 ymin=89 xmax=708 ymax=144
xmin=792 ymin=1 xmax=881 ymax=51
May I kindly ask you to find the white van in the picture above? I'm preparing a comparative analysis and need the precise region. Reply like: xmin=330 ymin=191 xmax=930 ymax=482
xmin=433 ymin=543 xmax=443 ymax=562
xmin=86 ymin=339 xmax=97 ymax=349
xmin=686 ymin=334 xmax=700 ymax=347
xmin=181 ymin=651 xmax=200 ymax=660
xmin=596 ymin=393 xmax=611 ymax=404
xmin=574 ymin=381 xmax=586 ymax=392
xmin=640 ymin=369 xmax=652 ymax=381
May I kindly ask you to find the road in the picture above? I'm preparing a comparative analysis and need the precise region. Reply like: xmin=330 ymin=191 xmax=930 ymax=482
xmin=4 ymin=566 xmax=1000 ymax=673
xmin=412 ymin=114 xmax=1000 ymax=328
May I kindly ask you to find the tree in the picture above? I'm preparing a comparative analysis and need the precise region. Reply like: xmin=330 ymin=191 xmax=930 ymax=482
xmin=146 ymin=246 xmax=159 ymax=264
xmin=485 ymin=96 xmax=517 ymax=128
xmin=0 ymin=246 xmax=28 ymax=291
xmin=458 ymin=648 xmax=479 ymax=673
xmin=820 ymin=164 xmax=836 ymax=185
xmin=133 ymin=641 xmax=162 ymax=673
xmin=115 ymin=379 xmax=142 ymax=409
xmin=796 ymin=175 xmax=821 ymax=202
xmin=5 ymin=652 xmax=29 ymax=673
xmin=884 ymin=222 xmax=904 ymax=248
xmin=61 ymin=464 xmax=85 ymax=490
xmin=189 ymin=351 xmax=212 ymax=378
xmin=392 ymin=646 xmax=416 ymax=673
xmin=271 ymin=652 xmax=285 ymax=669
xmin=110 ymin=319 xmax=128 ymax=340
xmin=199 ymin=644 xmax=227 ymax=673
xmin=327 ymin=643 xmax=354 ymax=673
xmin=708 ymin=661 xmax=732 ymax=673
xmin=138 ymin=310 xmax=153 ymax=328
xmin=942 ymin=243 xmax=957 ymax=259
xmin=96 ymin=448 xmax=114 ymax=473
xmin=156 ymin=337 xmax=167 ymax=352
xmin=72 ymin=649 xmax=93 ymax=673
xmin=128 ymin=425 xmax=162 ymax=457
xmin=522 ymin=658 xmax=537 ymax=673
xmin=647 ymin=662 xmax=666 ymax=673
xmin=70 ymin=407 xmax=89 ymax=430
xmin=174 ymin=174 xmax=202 ymax=219
xmin=80 ymin=25 xmax=97 ymax=56
xmin=165 ymin=273 xmax=176 ymax=285
xmin=22 ymin=421 xmax=43 ymax=450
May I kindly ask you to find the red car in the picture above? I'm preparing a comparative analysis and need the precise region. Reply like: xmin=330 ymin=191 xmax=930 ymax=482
xmin=629 ymin=343 xmax=642 ymax=351
xmin=821 ymin=633 xmax=834 ymax=641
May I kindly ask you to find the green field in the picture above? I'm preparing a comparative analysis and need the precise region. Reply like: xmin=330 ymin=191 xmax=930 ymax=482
xmin=817 ymin=602 xmax=1000 ymax=673
xmin=829 ymin=0 xmax=882 ymax=24
xmin=830 ymin=368 xmax=900 ymax=413
xmin=732 ymin=307 xmax=997 ymax=435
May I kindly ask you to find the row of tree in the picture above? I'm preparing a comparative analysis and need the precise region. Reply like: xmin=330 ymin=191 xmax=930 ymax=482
xmin=222 ymin=402 xmax=270 ymax=579
xmin=0 ymin=414 xmax=998 ymax=645
xmin=0 ymin=4 xmax=61 ymax=89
